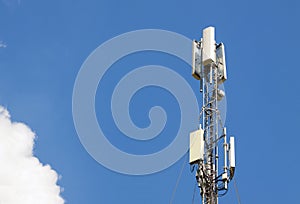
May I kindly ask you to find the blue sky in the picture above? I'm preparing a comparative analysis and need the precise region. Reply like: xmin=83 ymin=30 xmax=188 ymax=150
xmin=0 ymin=0 xmax=300 ymax=203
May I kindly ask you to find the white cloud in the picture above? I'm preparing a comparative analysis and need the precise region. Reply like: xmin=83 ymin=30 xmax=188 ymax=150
xmin=0 ymin=41 xmax=7 ymax=48
xmin=0 ymin=107 xmax=64 ymax=204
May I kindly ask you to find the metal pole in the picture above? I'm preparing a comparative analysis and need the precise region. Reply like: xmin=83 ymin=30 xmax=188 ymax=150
xmin=190 ymin=26 xmax=235 ymax=204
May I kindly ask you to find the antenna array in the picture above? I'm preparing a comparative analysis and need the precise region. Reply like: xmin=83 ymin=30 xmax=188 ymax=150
xmin=190 ymin=27 xmax=236 ymax=204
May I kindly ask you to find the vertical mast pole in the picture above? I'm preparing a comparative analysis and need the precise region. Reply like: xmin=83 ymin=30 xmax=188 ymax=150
xmin=190 ymin=26 xmax=235 ymax=204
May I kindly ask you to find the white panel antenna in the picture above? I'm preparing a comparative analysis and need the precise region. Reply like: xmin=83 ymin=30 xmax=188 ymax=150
xmin=192 ymin=40 xmax=202 ymax=80
xmin=202 ymin=27 xmax=216 ymax=66
xmin=189 ymin=128 xmax=204 ymax=164
xmin=229 ymin=136 xmax=236 ymax=179
xmin=216 ymin=43 xmax=227 ymax=84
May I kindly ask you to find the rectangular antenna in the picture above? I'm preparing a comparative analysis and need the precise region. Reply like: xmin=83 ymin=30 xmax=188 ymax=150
xmin=189 ymin=129 xmax=204 ymax=164
xmin=202 ymin=27 xmax=216 ymax=66
xmin=229 ymin=136 xmax=236 ymax=179
xmin=192 ymin=40 xmax=202 ymax=80
xmin=216 ymin=43 xmax=227 ymax=84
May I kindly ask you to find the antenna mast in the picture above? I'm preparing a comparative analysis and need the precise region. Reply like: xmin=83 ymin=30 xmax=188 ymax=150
xmin=190 ymin=27 xmax=236 ymax=204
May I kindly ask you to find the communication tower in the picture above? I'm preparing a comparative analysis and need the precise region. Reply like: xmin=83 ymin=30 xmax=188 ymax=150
xmin=190 ymin=26 xmax=236 ymax=204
